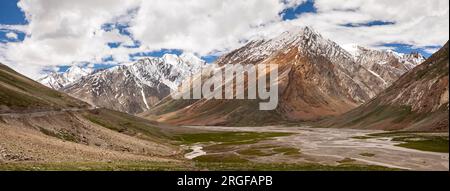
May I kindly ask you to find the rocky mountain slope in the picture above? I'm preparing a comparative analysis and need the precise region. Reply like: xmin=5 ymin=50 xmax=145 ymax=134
xmin=61 ymin=53 xmax=204 ymax=114
xmin=323 ymin=42 xmax=449 ymax=131
xmin=344 ymin=44 xmax=424 ymax=86
xmin=1 ymin=63 xmax=90 ymax=113
xmin=1 ymin=63 xmax=183 ymax=164
xmin=143 ymin=27 xmax=421 ymax=126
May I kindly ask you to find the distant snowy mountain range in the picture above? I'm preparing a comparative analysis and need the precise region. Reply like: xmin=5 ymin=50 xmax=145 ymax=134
xmin=38 ymin=65 xmax=94 ymax=90
xmin=39 ymin=53 xmax=204 ymax=113
xmin=142 ymin=26 xmax=426 ymax=126
xmin=342 ymin=44 xmax=425 ymax=85
xmin=38 ymin=27 xmax=424 ymax=115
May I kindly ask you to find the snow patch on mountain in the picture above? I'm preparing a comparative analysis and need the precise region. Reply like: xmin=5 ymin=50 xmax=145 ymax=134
xmin=38 ymin=65 xmax=93 ymax=89
xmin=341 ymin=44 xmax=425 ymax=85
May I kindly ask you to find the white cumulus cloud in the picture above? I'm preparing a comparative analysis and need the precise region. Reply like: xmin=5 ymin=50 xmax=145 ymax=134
xmin=5 ymin=32 xmax=18 ymax=40
xmin=0 ymin=0 xmax=448 ymax=79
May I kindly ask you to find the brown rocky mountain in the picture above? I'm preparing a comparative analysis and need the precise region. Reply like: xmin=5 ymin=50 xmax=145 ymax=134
xmin=322 ymin=42 xmax=449 ymax=131
xmin=142 ymin=27 xmax=421 ymax=126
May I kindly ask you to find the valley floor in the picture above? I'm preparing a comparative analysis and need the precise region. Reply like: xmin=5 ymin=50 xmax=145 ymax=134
xmin=183 ymin=126 xmax=449 ymax=171
xmin=1 ymin=115 xmax=448 ymax=171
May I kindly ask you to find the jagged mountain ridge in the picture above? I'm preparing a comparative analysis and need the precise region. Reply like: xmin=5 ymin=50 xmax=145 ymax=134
xmin=143 ymin=27 xmax=422 ymax=126
xmin=344 ymin=44 xmax=424 ymax=86
xmin=61 ymin=53 xmax=205 ymax=114
xmin=323 ymin=41 xmax=449 ymax=131
xmin=38 ymin=65 xmax=94 ymax=90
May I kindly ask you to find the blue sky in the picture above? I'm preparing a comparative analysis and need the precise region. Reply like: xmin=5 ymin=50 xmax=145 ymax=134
xmin=382 ymin=43 xmax=440 ymax=57
xmin=278 ymin=1 xmax=436 ymax=58
xmin=0 ymin=0 xmax=447 ymax=75
xmin=1 ymin=0 xmax=203 ymax=72
xmin=0 ymin=0 xmax=26 ymax=43
xmin=281 ymin=0 xmax=316 ymax=20
xmin=0 ymin=0 xmax=26 ymax=25
xmin=0 ymin=0 xmax=226 ymax=72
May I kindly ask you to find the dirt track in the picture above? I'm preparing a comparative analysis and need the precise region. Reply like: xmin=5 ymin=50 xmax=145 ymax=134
xmin=185 ymin=126 xmax=449 ymax=171
xmin=0 ymin=108 xmax=95 ymax=118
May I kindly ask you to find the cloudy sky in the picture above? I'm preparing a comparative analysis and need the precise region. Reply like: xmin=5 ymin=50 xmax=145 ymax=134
xmin=0 ymin=0 xmax=448 ymax=79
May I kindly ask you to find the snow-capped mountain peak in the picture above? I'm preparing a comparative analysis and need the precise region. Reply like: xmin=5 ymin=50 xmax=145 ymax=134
xmin=162 ymin=54 xmax=180 ymax=66
xmin=128 ymin=54 xmax=205 ymax=90
xmin=342 ymin=44 xmax=425 ymax=66
xmin=38 ymin=65 xmax=93 ymax=89
xmin=341 ymin=44 xmax=425 ymax=85
xmin=217 ymin=26 xmax=356 ymax=66
xmin=179 ymin=52 xmax=205 ymax=66
xmin=64 ymin=65 xmax=93 ymax=82
xmin=58 ymin=54 xmax=205 ymax=114
xmin=341 ymin=43 xmax=362 ymax=58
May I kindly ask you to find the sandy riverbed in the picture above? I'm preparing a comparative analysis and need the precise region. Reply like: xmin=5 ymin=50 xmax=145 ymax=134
xmin=184 ymin=126 xmax=449 ymax=171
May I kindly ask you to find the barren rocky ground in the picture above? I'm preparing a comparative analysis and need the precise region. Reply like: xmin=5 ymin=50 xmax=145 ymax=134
xmin=0 ymin=111 xmax=181 ymax=164
xmin=1 ymin=110 xmax=447 ymax=171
